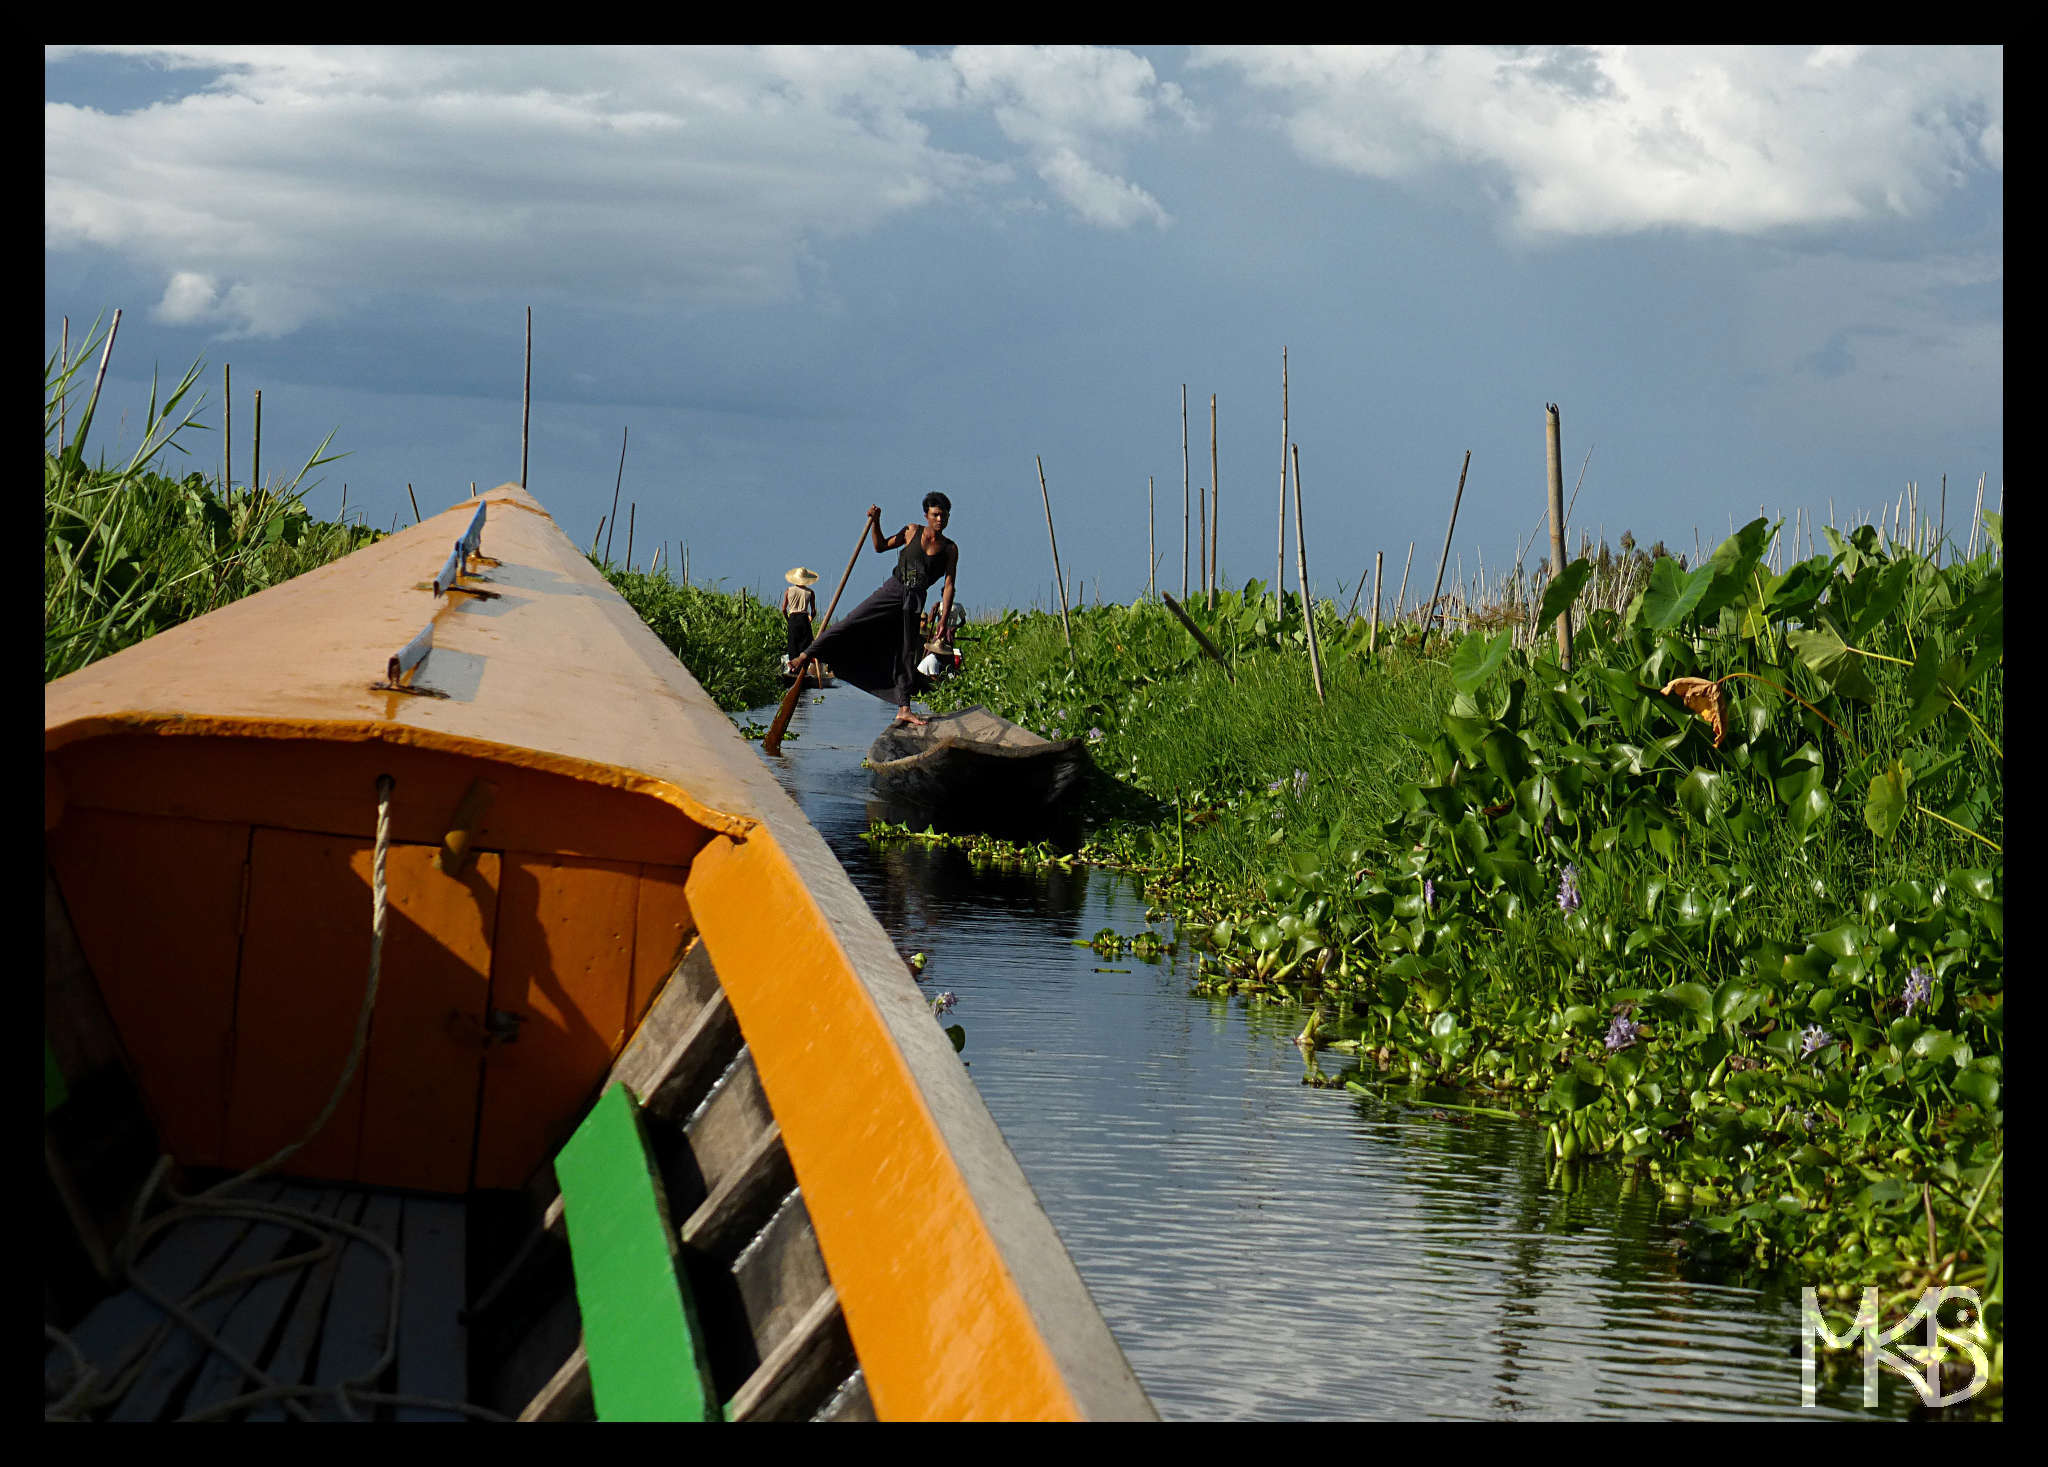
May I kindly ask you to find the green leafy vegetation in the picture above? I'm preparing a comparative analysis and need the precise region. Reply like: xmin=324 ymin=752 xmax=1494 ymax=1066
xmin=598 ymin=566 xmax=786 ymax=711
xmin=45 ymin=316 xmax=367 ymax=682
xmin=905 ymin=519 xmax=2003 ymax=1398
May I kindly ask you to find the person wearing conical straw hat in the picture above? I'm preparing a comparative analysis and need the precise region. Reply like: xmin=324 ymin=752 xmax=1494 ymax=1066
xmin=781 ymin=566 xmax=819 ymax=663
xmin=793 ymin=493 xmax=958 ymax=728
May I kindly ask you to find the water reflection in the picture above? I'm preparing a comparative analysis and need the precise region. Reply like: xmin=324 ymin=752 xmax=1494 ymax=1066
xmin=751 ymin=686 xmax=1920 ymax=1421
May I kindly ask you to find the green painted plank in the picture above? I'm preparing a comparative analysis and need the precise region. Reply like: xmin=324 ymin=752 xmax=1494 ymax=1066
xmin=556 ymin=1084 xmax=720 ymax=1422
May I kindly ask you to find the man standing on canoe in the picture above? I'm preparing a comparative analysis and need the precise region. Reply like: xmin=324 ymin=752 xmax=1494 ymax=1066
xmin=793 ymin=493 xmax=957 ymax=728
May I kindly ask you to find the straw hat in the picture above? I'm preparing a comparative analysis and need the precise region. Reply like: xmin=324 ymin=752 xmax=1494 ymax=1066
xmin=785 ymin=567 xmax=819 ymax=585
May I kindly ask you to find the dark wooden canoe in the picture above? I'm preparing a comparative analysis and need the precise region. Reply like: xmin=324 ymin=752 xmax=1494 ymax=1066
xmin=43 ymin=485 xmax=1152 ymax=1422
xmin=866 ymin=707 xmax=1087 ymax=814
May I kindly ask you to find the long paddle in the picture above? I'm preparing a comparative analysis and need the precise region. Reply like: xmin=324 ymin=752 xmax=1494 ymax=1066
xmin=763 ymin=513 xmax=873 ymax=756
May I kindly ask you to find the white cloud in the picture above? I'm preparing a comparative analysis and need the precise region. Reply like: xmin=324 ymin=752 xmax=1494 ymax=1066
xmin=953 ymin=44 xmax=1187 ymax=229
xmin=1197 ymin=45 xmax=2002 ymax=239
xmin=45 ymin=44 xmax=1187 ymax=338
xmin=153 ymin=270 xmax=219 ymax=324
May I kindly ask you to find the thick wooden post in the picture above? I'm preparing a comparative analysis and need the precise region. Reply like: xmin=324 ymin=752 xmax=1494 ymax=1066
xmin=1546 ymin=405 xmax=1571 ymax=668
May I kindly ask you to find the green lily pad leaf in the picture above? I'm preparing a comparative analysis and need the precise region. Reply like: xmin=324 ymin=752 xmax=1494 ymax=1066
xmin=1535 ymin=558 xmax=1593 ymax=636
xmin=1660 ymin=981 xmax=1714 ymax=1019
xmin=1955 ymin=1068 xmax=2000 ymax=1108
xmin=1909 ymin=1029 xmax=1965 ymax=1065
xmin=1948 ymin=867 xmax=1996 ymax=902
xmin=1790 ymin=785 xmax=1833 ymax=842
xmin=1640 ymin=557 xmax=1720 ymax=631
xmin=1864 ymin=759 xmax=1913 ymax=841
xmin=1450 ymin=629 xmax=1515 ymax=695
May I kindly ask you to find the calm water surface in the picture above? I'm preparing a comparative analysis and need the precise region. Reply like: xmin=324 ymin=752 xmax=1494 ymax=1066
xmin=752 ymin=685 xmax=1915 ymax=1421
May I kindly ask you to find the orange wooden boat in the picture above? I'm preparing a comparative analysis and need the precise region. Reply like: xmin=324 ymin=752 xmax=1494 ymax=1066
xmin=43 ymin=484 xmax=1153 ymax=1422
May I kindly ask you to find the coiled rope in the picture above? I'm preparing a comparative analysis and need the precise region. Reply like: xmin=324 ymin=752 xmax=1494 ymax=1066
xmin=45 ymin=775 xmax=509 ymax=1423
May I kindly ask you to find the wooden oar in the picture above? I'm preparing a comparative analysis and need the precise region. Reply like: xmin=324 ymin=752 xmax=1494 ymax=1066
xmin=763 ymin=515 xmax=872 ymax=756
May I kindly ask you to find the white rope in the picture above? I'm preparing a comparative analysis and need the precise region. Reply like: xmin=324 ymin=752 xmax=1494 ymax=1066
xmin=45 ymin=776 xmax=509 ymax=1423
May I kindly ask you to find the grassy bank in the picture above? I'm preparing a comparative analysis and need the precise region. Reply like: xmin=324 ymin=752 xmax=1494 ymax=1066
xmin=908 ymin=522 xmax=2003 ymax=1401
xmin=599 ymin=566 xmax=787 ymax=711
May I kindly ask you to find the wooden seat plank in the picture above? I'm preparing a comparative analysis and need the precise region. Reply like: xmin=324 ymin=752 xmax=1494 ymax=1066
xmin=45 ymin=1182 xmax=283 ymax=1410
xmin=113 ymin=1186 xmax=304 ymax=1420
xmin=249 ymin=1189 xmax=367 ymax=1420
xmin=731 ymin=1190 xmax=834 ymax=1365
xmin=181 ymin=1185 xmax=346 ymax=1419
xmin=395 ymin=1196 xmax=468 ymax=1421
xmin=724 ymin=1287 xmax=855 ymax=1422
xmin=679 ymin=1121 xmax=794 ymax=1260
xmin=310 ymin=1191 xmax=403 ymax=1419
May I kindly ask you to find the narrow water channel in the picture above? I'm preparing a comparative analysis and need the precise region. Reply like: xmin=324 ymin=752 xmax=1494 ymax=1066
xmin=752 ymin=684 xmax=1917 ymax=1421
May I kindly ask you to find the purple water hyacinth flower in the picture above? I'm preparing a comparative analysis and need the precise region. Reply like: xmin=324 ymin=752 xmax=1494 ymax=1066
xmin=1292 ymin=769 xmax=1309 ymax=795
xmin=1423 ymin=878 xmax=1436 ymax=910
xmin=1902 ymin=966 xmax=1934 ymax=1016
xmin=930 ymin=991 xmax=957 ymax=1015
xmin=1267 ymin=777 xmax=1285 ymax=795
xmin=1800 ymin=1023 xmax=1832 ymax=1058
xmin=1557 ymin=862 xmax=1582 ymax=914
xmin=1087 ymin=726 xmax=1106 ymax=744
xmin=1604 ymin=1014 xmax=1642 ymax=1053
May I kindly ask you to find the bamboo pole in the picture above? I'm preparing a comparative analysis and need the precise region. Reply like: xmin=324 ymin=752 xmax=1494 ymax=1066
xmin=1969 ymin=473 xmax=1985 ymax=559
xmin=252 ymin=389 xmax=262 ymax=493
xmin=1196 ymin=393 xmax=1212 ymax=610
xmin=1181 ymin=384 xmax=1190 ymax=600
xmin=604 ymin=426 xmax=628 ymax=564
xmin=521 ymin=307 xmax=531 ymax=489
xmin=1395 ymin=541 xmax=1415 ymax=628
xmin=1277 ymin=347 xmax=1288 ymax=613
xmin=764 ymin=513 xmax=871 ymax=755
xmin=407 ymin=483 xmax=421 ymax=524
xmin=590 ymin=515 xmax=606 ymax=556
xmin=1147 ymin=475 xmax=1155 ymax=598
xmin=626 ymin=502 xmax=635 ymax=572
xmin=59 ymin=316 xmax=69 ymax=454
xmin=221 ymin=360 xmax=229 ymax=491
xmin=1038 ymin=455 xmax=1075 ymax=654
xmin=1160 ymin=593 xmax=1233 ymax=680
xmin=1291 ymin=444 xmax=1325 ymax=703
xmin=1345 ymin=559 xmax=1372 ymax=621
xmin=1423 ymin=449 xmax=1473 ymax=647
xmin=1937 ymin=473 xmax=1947 ymax=566
xmin=1369 ymin=549 xmax=1384 ymax=656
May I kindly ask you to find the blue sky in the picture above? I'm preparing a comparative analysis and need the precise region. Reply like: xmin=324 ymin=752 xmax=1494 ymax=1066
xmin=46 ymin=45 xmax=2002 ymax=612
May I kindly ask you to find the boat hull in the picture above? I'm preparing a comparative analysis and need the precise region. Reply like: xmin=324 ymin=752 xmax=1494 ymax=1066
xmin=867 ymin=707 xmax=1087 ymax=817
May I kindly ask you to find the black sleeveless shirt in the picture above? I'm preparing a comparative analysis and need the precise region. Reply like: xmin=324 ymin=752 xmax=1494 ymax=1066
xmin=896 ymin=532 xmax=954 ymax=593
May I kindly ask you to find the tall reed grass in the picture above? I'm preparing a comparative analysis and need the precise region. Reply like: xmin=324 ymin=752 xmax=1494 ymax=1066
xmin=44 ymin=315 xmax=364 ymax=681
